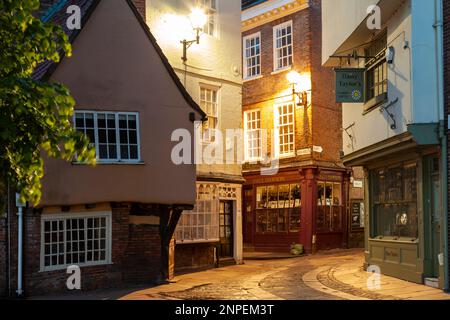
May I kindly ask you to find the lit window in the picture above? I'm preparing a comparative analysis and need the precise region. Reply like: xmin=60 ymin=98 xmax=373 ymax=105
xmin=197 ymin=0 xmax=217 ymax=36
xmin=273 ymin=21 xmax=293 ymax=71
xmin=75 ymin=111 xmax=140 ymax=162
xmin=256 ymin=184 xmax=301 ymax=234
xmin=243 ymin=32 xmax=261 ymax=79
xmin=41 ymin=213 xmax=111 ymax=271
xmin=275 ymin=103 xmax=295 ymax=157
xmin=176 ymin=184 xmax=220 ymax=243
xmin=200 ymin=87 xmax=219 ymax=142
xmin=244 ymin=110 xmax=262 ymax=161
xmin=316 ymin=182 xmax=343 ymax=232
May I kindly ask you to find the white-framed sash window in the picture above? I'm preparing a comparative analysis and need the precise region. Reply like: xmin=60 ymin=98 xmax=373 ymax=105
xmin=244 ymin=109 xmax=262 ymax=161
xmin=243 ymin=32 xmax=261 ymax=79
xmin=274 ymin=102 xmax=295 ymax=158
xmin=40 ymin=212 xmax=112 ymax=272
xmin=75 ymin=111 xmax=141 ymax=163
xmin=200 ymin=86 xmax=219 ymax=142
xmin=197 ymin=0 xmax=217 ymax=36
xmin=273 ymin=21 xmax=293 ymax=71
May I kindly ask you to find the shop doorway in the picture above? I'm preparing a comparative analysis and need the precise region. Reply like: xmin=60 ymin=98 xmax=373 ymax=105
xmin=219 ymin=201 xmax=234 ymax=258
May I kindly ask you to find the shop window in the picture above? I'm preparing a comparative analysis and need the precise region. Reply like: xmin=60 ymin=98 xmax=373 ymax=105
xmin=176 ymin=184 xmax=220 ymax=243
xmin=317 ymin=182 xmax=343 ymax=233
xmin=41 ymin=212 xmax=112 ymax=271
xmin=371 ymin=162 xmax=418 ymax=239
xmin=256 ymin=184 xmax=301 ymax=234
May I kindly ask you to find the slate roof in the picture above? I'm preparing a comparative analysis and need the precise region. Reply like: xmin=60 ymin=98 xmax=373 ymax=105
xmin=242 ymin=0 xmax=269 ymax=10
xmin=32 ymin=0 xmax=206 ymax=119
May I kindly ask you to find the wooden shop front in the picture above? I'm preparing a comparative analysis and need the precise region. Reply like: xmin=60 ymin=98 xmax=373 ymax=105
xmin=243 ymin=166 xmax=349 ymax=253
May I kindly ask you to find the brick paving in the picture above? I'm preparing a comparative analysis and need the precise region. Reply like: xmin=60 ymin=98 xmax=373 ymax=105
xmin=31 ymin=249 xmax=450 ymax=300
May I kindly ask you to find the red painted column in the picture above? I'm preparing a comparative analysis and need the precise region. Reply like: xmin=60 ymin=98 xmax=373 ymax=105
xmin=300 ymin=168 xmax=317 ymax=253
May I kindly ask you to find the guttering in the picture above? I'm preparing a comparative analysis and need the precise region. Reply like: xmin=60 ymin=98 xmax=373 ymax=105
xmin=15 ymin=194 xmax=25 ymax=297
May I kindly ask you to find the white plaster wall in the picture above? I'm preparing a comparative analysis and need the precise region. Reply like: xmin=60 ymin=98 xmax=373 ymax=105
xmin=146 ymin=0 xmax=243 ymax=177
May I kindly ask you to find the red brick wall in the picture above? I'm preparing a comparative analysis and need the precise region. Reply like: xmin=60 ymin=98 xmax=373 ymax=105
xmin=5 ymin=204 xmax=161 ymax=297
xmin=131 ymin=0 xmax=146 ymax=21
xmin=175 ymin=243 xmax=215 ymax=275
xmin=242 ymin=3 xmax=342 ymax=168
xmin=444 ymin=0 xmax=450 ymax=284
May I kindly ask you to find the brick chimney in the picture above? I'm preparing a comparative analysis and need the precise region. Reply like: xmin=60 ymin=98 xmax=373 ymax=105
xmin=131 ymin=0 xmax=146 ymax=21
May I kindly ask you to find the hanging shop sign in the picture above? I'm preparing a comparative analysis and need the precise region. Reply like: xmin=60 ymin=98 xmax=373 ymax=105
xmin=335 ymin=68 xmax=365 ymax=103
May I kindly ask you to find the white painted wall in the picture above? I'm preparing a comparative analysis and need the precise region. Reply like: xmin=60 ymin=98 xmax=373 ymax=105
xmin=323 ymin=0 xmax=443 ymax=156
xmin=146 ymin=0 xmax=243 ymax=177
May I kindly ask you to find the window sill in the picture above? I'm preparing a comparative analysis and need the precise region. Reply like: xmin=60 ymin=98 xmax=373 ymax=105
xmin=243 ymin=75 xmax=263 ymax=82
xmin=363 ymin=92 xmax=388 ymax=115
xmin=176 ymin=239 xmax=220 ymax=245
xmin=40 ymin=261 xmax=113 ymax=273
xmin=369 ymin=237 xmax=418 ymax=244
xmin=73 ymin=161 xmax=145 ymax=166
xmin=271 ymin=66 xmax=292 ymax=76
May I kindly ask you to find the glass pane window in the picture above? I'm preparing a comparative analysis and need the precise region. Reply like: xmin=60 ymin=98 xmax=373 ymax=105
xmin=75 ymin=111 xmax=140 ymax=162
xmin=371 ymin=162 xmax=418 ymax=239
xmin=255 ymin=184 xmax=301 ymax=234
xmin=197 ymin=0 xmax=217 ymax=36
xmin=244 ymin=110 xmax=262 ymax=161
xmin=274 ymin=21 xmax=293 ymax=71
xmin=200 ymin=87 xmax=219 ymax=143
xmin=175 ymin=184 xmax=220 ymax=243
xmin=365 ymin=32 xmax=388 ymax=101
xmin=276 ymin=103 xmax=295 ymax=157
xmin=244 ymin=33 xmax=261 ymax=79
xmin=42 ymin=214 xmax=111 ymax=271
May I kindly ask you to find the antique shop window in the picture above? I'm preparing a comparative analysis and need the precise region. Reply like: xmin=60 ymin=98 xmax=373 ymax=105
xmin=197 ymin=0 xmax=217 ymax=36
xmin=256 ymin=184 xmax=301 ymax=234
xmin=244 ymin=110 xmax=262 ymax=161
xmin=243 ymin=32 xmax=261 ymax=79
xmin=316 ymin=182 xmax=343 ymax=232
xmin=273 ymin=21 xmax=293 ymax=71
xmin=200 ymin=86 xmax=219 ymax=142
xmin=365 ymin=32 xmax=388 ymax=109
xmin=75 ymin=111 xmax=140 ymax=163
xmin=275 ymin=103 xmax=295 ymax=157
xmin=176 ymin=184 xmax=220 ymax=243
xmin=371 ymin=162 xmax=418 ymax=239
xmin=41 ymin=212 xmax=112 ymax=271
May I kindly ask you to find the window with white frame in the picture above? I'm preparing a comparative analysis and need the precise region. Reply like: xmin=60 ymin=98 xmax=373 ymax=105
xmin=275 ymin=103 xmax=295 ymax=157
xmin=244 ymin=110 xmax=262 ymax=161
xmin=41 ymin=212 xmax=111 ymax=271
xmin=197 ymin=0 xmax=217 ymax=36
xmin=75 ymin=111 xmax=140 ymax=162
xmin=175 ymin=184 xmax=220 ymax=243
xmin=243 ymin=32 xmax=261 ymax=79
xmin=200 ymin=86 xmax=219 ymax=142
xmin=273 ymin=21 xmax=293 ymax=71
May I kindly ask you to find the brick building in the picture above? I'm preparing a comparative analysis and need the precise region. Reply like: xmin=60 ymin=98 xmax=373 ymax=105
xmin=0 ymin=0 xmax=204 ymax=297
xmin=241 ymin=0 xmax=349 ymax=253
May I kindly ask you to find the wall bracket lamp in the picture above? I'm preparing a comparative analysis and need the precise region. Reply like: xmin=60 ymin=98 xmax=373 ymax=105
xmin=287 ymin=71 xmax=312 ymax=108
xmin=181 ymin=8 xmax=207 ymax=63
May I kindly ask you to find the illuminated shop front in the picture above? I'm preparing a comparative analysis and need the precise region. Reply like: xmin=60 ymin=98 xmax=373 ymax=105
xmin=243 ymin=168 xmax=349 ymax=253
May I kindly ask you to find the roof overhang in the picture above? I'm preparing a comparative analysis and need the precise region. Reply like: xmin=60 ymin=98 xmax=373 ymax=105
xmin=323 ymin=0 xmax=405 ymax=67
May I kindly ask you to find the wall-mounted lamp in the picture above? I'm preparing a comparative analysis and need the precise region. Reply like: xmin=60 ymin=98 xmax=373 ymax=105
xmin=287 ymin=71 xmax=312 ymax=107
xmin=181 ymin=8 xmax=207 ymax=63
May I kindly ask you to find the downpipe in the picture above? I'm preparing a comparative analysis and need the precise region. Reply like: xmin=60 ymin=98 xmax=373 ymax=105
xmin=434 ymin=0 xmax=449 ymax=291
xmin=15 ymin=194 xmax=25 ymax=297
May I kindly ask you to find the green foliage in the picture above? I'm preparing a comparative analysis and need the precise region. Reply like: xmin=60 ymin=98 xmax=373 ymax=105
xmin=0 ymin=0 xmax=96 ymax=205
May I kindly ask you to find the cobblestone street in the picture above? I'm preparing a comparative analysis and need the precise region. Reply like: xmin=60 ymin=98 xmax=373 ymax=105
xmin=33 ymin=249 xmax=450 ymax=300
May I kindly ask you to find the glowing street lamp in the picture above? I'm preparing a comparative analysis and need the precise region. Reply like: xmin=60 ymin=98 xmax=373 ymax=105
xmin=287 ymin=71 xmax=312 ymax=107
xmin=181 ymin=8 xmax=207 ymax=63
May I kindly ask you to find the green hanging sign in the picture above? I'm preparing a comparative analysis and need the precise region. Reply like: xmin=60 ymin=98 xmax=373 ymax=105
xmin=335 ymin=68 xmax=365 ymax=103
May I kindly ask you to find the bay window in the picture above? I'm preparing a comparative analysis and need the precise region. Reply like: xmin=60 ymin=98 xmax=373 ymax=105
xmin=371 ymin=162 xmax=418 ymax=239
xmin=256 ymin=184 xmax=301 ymax=234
